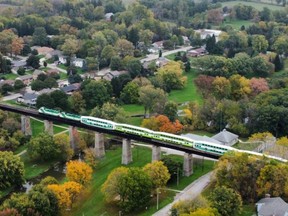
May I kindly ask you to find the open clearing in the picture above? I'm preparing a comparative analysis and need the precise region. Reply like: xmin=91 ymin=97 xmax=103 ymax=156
xmin=221 ymin=1 xmax=284 ymax=11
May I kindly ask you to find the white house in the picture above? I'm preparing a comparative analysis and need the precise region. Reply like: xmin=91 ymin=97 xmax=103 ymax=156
xmin=195 ymin=29 xmax=223 ymax=42
xmin=72 ymin=58 xmax=86 ymax=68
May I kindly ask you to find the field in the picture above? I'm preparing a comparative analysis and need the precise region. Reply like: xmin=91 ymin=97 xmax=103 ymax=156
xmin=220 ymin=19 xmax=254 ymax=30
xmin=221 ymin=0 xmax=284 ymax=11
xmin=71 ymin=146 xmax=215 ymax=216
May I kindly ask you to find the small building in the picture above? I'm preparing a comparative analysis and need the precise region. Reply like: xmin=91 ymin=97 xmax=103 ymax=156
xmin=182 ymin=36 xmax=190 ymax=45
xmin=181 ymin=133 xmax=222 ymax=145
xmin=211 ymin=129 xmax=239 ymax=146
xmin=102 ymin=70 xmax=128 ymax=81
xmin=195 ymin=29 xmax=223 ymax=42
xmin=59 ymin=55 xmax=68 ymax=65
xmin=187 ymin=47 xmax=207 ymax=57
xmin=17 ymin=93 xmax=38 ymax=106
xmin=256 ymin=196 xmax=288 ymax=216
xmin=155 ymin=57 xmax=170 ymax=67
xmin=152 ymin=41 xmax=164 ymax=50
xmin=105 ymin=12 xmax=114 ymax=21
xmin=0 ymin=80 xmax=15 ymax=88
xmin=16 ymin=74 xmax=33 ymax=85
xmin=31 ymin=46 xmax=54 ymax=55
xmin=72 ymin=58 xmax=86 ymax=68
xmin=46 ymin=69 xmax=60 ymax=75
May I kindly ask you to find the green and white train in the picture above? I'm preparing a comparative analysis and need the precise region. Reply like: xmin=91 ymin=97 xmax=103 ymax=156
xmin=38 ymin=107 xmax=287 ymax=162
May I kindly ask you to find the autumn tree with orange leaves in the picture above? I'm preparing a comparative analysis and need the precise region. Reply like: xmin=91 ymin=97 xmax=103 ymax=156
xmin=142 ymin=115 xmax=183 ymax=134
xmin=66 ymin=160 xmax=92 ymax=186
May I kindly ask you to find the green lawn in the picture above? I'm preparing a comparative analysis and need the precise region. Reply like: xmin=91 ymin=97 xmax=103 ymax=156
xmin=221 ymin=1 xmax=284 ymax=11
xmin=20 ymin=152 xmax=57 ymax=180
xmin=71 ymin=146 xmax=215 ymax=216
xmin=2 ymin=73 xmax=18 ymax=80
xmin=31 ymin=118 xmax=67 ymax=136
xmin=168 ymin=71 xmax=203 ymax=104
xmin=122 ymin=104 xmax=145 ymax=115
xmin=233 ymin=142 xmax=260 ymax=151
xmin=220 ymin=19 xmax=254 ymax=30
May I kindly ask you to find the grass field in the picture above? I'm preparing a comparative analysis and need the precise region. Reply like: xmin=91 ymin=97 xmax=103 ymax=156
xmin=221 ymin=0 xmax=284 ymax=11
xmin=2 ymin=73 xmax=18 ymax=80
xmin=71 ymin=146 xmax=215 ymax=216
xmin=31 ymin=118 xmax=67 ymax=136
xmin=233 ymin=142 xmax=260 ymax=151
xmin=220 ymin=19 xmax=254 ymax=30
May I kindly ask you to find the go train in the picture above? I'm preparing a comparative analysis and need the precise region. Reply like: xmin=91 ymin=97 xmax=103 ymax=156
xmin=38 ymin=107 xmax=287 ymax=162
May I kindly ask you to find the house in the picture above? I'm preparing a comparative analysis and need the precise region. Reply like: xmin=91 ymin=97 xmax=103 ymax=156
xmin=17 ymin=93 xmax=38 ymax=106
xmin=60 ymin=83 xmax=80 ymax=95
xmin=105 ymin=12 xmax=114 ymax=21
xmin=155 ymin=57 xmax=170 ymax=67
xmin=46 ymin=69 xmax=60 ymax=75
xmin=195 ymin=29 xmax=223 ymax=42
xmin=0 ymin=80 xmax=15 ymax=88
xmin=59 ymin=55 xmax=68 ymax=65
xmin=72 ymin=58 xmax=86 ymax=68
xmin=102 ymin=70 xmax=128 ymax=81
xmin=16 ymin=74 xmax=33 ymax=85
xmin=32 ymin=69 xmax=45 ymax=80
xmin=187 ymin=47 xmax=207 ymax=57
xmin=256 ymin=196 xmax=288 ymax=216
xmin=182 ymin=36 xmax=190 ymax=45
xmin=45 ymin=49 xmax=62 ymax=60
xmin=31 ymin=46 xmax=54 ymax=55
xmin=152 ymin=41 xmax=164 ymax=50
xmin=211 ymin=129 xmax=239 ymax=146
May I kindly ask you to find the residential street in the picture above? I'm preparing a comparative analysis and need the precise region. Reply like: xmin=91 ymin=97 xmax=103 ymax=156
xmin=153 ymin=171 xmax=214 ymax=216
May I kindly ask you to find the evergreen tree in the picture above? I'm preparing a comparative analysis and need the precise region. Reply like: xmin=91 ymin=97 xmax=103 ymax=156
xmin=206 ymin=34 xmax=216 ymax=54
xmin=274 ymin=54 xmax=284 ymax=72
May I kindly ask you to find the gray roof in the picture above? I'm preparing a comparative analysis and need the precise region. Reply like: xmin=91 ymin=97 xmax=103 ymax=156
xmin=23 ymin=93 xmax=38 ymax=100
xmin=256 ymin=197 xmax=288 ymax=216
xmin=181 ymin=133 xmax=222 ymax=145
xmin=60 ymin=84 xmax=78 ymax=93
xmin=212 ymin=129 xmax=238 ymax=144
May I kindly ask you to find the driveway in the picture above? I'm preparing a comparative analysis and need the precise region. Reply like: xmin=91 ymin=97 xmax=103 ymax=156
xmin=153 ymin=171 xmax=213 ymax=216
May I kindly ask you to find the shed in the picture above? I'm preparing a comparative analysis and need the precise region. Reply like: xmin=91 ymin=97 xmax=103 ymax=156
xmin=211 ymin=129 xmax=238 ymax=146
xmin=256 ymin=197 xmax=288 ymax=216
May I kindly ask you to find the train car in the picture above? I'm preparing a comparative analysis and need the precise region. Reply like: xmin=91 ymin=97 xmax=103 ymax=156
xmin=153 ymin=131 xmax=193 ymax=146
xmin=115 ymin=124 xmax=154 ymax=138
xmin=81 ymin=116 xmax=115 ymax=130
xmin=59 ymin=112 xmax=81 ymax=121
xmin=38 ymin=107 xmax=60 ymax=116
xmin=192 ymin=141 xmax=234 ymax=155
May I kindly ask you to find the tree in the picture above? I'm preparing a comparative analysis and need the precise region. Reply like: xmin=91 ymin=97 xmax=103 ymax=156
xmin=156 ymin=61 xmax=187 ymax=90
xmin=110 ymin=56 xmax=123 ymax=70
xmin=274 ymin=54 xmax=284 ymax=72
xmin=229 ymin=75 xmax=251 ymax=100
xmin=62 ymin=181 xmax=83 ymax=204
xmin=26 ymin=55 xmax=40 ymax=69
xmin=272 ymin=35 xmax=288 ymax=55
xmin=27 ymin=133 xmax=59 ymax=161
xmin=54 ymin=134 xmax=73 ymax=162
xmin=11 ymin=37 xmax=24 ymax=56
xmin=252 ymin=35 xmax=268 ymax=54
xmin=139 ymin=85 xmax=167 ymax=116
xmin=82 ymin=80 xmax=112 ymax=109
xmin=45 ymin=77 xmax=58 ymax=89
xmin=50 ymin=90 xmax=69 ymax=110
xmin=83 ymin=148 xmax=98 ymax=169
xmin=256 ymin=164 xmax=288 ymax=198
xmin=66 ymin=160 xmax=92 ymax=186
xmin=171 ymin=196 xmax=209 ymax=215
xmin=0 ymin=208 xmax=20 ymax=215
xmin=163 ymin=101 xmax=178 ymax=122
xmin=101 ymin=45 xmax=116 ymax=66
xmin=36 ymin=93 xmax=55 ymax=109
xmin=188 ymin=208 xmax=219 ymax=216
xmin=126 ymin=59 xmax=142 ymax=78
xmin=161 ymin=156 xmax=182 ymax=183
xmin=207 ymin=9 xmax=223 ymax=25
xmin=70 ymin=92 xmax=86 ymax=113
xmin=1 ymin=193 xmax=34 ymax=216
xmin=115 ymin=39 xmax=134 ymax=57
xmin=1 ymin=84 xmax=14 ymax=95
xmin=143 ymin=161 xmax=170 ymax=189
xmin=209 ymin=186 xmax=242 ymax=216
xmin=128 ymin=27 xmax=139 ymax=46
xmin=0 ymin=151 xmax=24 ymax=189
xmin=47 ymin=184 xmax=71 ymax=210
xmin=212 ymin=76 xmax=231 ymax=99
xmin=17 ymin=67 xmax=25 ymax=76
xmin=118 ymin=168 xmax=152 ymax=212
xmin=101 ymin=167 xmax=129 ymax=202
xmin=249 ymin=78 xmax=269 ymax=97
xmin=32 ymin=27 xmax=48 ymax=46
xmin=61 ymin=38 xmax=79 ymax=57
xmin=120 ymin=81 xmax=139 ymax=104
xmin=194 ymin=75 xmax=215 ymax=98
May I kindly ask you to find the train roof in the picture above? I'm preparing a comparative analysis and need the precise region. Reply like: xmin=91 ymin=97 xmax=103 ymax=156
xmin=116 ymin=123 xmax=154 ymax=133
xmin=81 ymin=116 xmax=116 ymax=125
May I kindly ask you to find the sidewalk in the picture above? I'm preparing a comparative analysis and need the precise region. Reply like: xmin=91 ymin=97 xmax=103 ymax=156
xmin=153 ymin=171 xmax=213 ymax=216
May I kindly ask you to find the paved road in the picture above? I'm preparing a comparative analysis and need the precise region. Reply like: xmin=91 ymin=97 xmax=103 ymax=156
xmin=140 ymin=46 xmax=192 ymax=63
xmin=2 ymin=93 xmax=22 ymax=101
xmin=153 ymin=171 xmax=213 ymax=216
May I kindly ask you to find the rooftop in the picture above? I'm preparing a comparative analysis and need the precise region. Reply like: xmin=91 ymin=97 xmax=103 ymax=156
xmin=211 ymin=129 xmax=238 ymax=144
xmin=256 ymin=197 xmax=288 ymax=216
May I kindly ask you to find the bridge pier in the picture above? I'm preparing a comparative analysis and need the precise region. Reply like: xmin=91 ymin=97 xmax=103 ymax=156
xmin=69 ymin=126 xmax=78 ymax=150
xmin=94 ymin=132 xmax=105 ymax=158
xmin=183 ymin=153 xmax=193 ymax=177
xmin=44 ymin=120 xmax=53 ymax=135
xmin=122 ymin=138 xmax=132 ymax=165
xmin=21 ymin=115 xmax=32 ymax=136
xmin=152 ymin=145 xmax=161 ymax=161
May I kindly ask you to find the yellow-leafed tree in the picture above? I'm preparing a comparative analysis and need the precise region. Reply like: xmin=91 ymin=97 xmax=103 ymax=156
xmin=143 ymin=161 xmax=170 ymax=189
xmin=47 ymin=184 xmax=71 ymax=209
xmin=62 ymin=181 xmax=83 ymax=203
xmin=66 ymin=160 xmax=92 ymax=186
